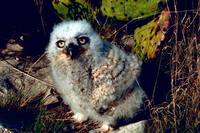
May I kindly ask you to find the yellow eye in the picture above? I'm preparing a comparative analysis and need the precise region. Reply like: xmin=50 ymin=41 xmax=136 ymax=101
xmin=77 ymin=36 xmax=89 ymax=45
xmin=56 ymin=40 xmax=65 ymax=48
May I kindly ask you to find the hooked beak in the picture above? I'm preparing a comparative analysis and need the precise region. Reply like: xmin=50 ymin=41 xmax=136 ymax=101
xmin=66 ymin=43 xmax=80 ymax=59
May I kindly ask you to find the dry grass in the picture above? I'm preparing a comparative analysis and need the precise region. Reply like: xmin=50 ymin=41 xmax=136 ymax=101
xmin=149 ymin=0 xmax=200 ymax=132
xmin=34 ymin=104 xmax=100 ymax=133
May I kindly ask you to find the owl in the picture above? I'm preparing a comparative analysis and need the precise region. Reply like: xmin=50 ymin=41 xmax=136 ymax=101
xmin=46 ymin=20 xmax=146 ymax=131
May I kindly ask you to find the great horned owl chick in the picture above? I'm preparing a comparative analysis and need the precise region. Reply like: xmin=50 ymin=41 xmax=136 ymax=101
xmin=46 ymin=20 xmax=146 ymax=130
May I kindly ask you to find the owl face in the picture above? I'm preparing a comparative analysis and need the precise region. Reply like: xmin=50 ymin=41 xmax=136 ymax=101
xmin=54 ymin=33 xmax=90 ymax=59
xmin=47 ymin=20 xmax=104 ymax=61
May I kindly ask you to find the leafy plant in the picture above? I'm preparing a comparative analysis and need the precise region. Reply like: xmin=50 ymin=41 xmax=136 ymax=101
xmin=132 ymin=9 xmax=170 ymax=59
xmin=101 ymin=0 xmax=166 ymax=21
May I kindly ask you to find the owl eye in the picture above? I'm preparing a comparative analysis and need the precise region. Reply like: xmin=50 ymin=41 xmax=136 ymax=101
xmin=77 ymin=36 xmax=89 ymax=45
xmin=56 ymin=40 xmax=65 ymax=48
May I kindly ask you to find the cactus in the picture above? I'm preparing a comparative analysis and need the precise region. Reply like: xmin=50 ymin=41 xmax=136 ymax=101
xmin=101 ymin=0 xmax=166 ymax=21
xmin=52 ymin=0 xmax=94 ymax=20
xmin=132 ymin=9 xmax=170 ymax=59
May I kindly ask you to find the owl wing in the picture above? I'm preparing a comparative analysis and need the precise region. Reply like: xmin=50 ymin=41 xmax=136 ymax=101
xmin=91 ymin=44 xmax=141 ymax=109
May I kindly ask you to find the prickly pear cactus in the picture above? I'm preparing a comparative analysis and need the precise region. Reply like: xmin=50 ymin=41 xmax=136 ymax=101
xmin=132 ymin=9 xmax=170 ymax=59
xmin=101 ymin=0 xmax=166 ymax=21
xmin=52 ymin=0 xmax=94 ymax=20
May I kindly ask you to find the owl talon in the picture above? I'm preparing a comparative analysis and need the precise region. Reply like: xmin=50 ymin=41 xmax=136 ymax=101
xmin=72 ymin=113 xmax=88 ymax=122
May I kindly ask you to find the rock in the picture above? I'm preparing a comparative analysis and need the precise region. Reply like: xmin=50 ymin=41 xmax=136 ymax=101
xmin=42 ymin=89 xmax=59 ymax=106
xmin=0 ymin=57 xmax=53 ymax=107
xmin=0 ymin=127 xmax=13 ymax=133
xmin=89 ymin=120 xmax=147 ymax=133
xmin=113 ymin=120 xmax=147 ymax=133
xmin=0 ymin=39 xmax=23 ymax=57
xmin=0 ymin=123 xmax=3 ymax=128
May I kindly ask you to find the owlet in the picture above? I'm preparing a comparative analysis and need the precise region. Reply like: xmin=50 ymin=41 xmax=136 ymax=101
xmin=46 ymin=20 xmax=146 ymax=131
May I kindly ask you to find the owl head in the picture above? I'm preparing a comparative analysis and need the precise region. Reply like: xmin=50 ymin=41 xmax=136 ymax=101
xmin=47 ymin=20 xmax=109 ymax=63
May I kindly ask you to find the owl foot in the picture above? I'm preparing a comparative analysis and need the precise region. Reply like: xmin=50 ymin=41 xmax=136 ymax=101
xmin=72 ymin=113 xmax=88 ymax=122
xmin=100 ymin=124 xmax=113 ymax=132
xmin=89 ymin=124 xmax=113 ymax=133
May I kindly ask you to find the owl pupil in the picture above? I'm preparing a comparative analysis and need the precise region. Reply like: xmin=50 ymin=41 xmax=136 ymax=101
xmin=80 ymin=38 xmax=85 ymax=43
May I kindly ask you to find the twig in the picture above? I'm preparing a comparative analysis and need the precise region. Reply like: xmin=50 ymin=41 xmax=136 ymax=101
xmin=172 ymin=0 xmax=178 ymax=131
xmin=152 ymin=50 xmax=163 ymax=103
xmin=110 ymin=9 xmax=200 ymax=38
xmin=187 ymin=11 xmax=199 ymax=29
xmin=33 ymin=0 xmax=46 ymax=35
xmin=27 ymin=52 xmax=47 ymax=74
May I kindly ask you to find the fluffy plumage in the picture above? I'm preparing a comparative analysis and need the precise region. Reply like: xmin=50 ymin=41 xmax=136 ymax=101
xmin=46 ymin=20 xmax=146 ymax=129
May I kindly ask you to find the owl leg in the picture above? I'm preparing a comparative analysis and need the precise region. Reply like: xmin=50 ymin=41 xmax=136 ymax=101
xmin=71 ymin=104 xmax=89 ymax=122
xmin=62 ymin=94 xmax=88 ymax=122
xmin=72 ymin=112 xmax=88 ymax=122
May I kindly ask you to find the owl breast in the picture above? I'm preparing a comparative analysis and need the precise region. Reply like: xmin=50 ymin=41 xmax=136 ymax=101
xmin=51 ymin=53 xmax=94 ymax=97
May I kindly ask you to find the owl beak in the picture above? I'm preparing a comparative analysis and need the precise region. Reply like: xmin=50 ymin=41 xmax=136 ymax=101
xmin=66 ymin=43 xmax=80 ymax=59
